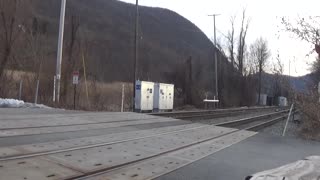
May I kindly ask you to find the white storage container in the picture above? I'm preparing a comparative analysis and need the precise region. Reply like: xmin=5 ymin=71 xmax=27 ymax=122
xmin=154 ymin=83 xmax=174 ymax=111
xmin=278 ymin=96 xmax=288 ymax=107
xmin=135 ymin=81 xmax=154 ymax=111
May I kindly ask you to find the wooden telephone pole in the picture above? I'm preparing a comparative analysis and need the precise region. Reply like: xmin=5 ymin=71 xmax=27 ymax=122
xmin=208 ymin=14 xmax=220 ymax=103
xmin=133 ymin=0 xmax=139 ymax=111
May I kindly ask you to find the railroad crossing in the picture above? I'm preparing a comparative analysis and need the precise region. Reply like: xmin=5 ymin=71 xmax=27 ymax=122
xmin=0 ymin=107 xmax=319 ymax=180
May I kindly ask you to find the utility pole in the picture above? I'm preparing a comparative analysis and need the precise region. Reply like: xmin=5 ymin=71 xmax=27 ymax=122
xmin=54 ymin=0 xmax=66 ymax=103
xmin=133 ymin=0 xmax=139 ymax=111
xmin=289 ymin=59 xmax=291 ymax=77
xmin=208 ymin=14 xmax=219 ymax=102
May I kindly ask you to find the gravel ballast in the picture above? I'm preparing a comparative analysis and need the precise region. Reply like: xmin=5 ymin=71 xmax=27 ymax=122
xmin=259 ymin=113 xmax=301 ymax=138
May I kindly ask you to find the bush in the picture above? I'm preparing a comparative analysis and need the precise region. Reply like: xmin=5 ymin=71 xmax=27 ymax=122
xmin=296 ymin=92 xmax=320 ymax=140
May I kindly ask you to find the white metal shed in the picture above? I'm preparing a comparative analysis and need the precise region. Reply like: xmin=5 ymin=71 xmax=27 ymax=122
xmin=154 ymin=83 xmax=174 ymax=111
xmin=135 ymin=80 xmax=154 ymax=111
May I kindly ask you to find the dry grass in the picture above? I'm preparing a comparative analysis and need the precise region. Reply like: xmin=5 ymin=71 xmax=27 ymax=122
xmin=0 ymin=70 xmax=134 ymax=112
xmin=297 ymin=92 xmax=320 ymax=141
xmin=1 ymin=70 xmax=38 ymax=101
xmin=76 ymin=81 xmax=133 ymax=111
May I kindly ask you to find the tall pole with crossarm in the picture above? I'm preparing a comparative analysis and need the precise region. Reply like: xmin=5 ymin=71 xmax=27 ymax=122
xmin=208 ymin=14 xmax=219 ymax=102
xmin=54 ymin=0 xmax=67 ymax=103
xmin=133 ymin=0 xmax=139 ymax=111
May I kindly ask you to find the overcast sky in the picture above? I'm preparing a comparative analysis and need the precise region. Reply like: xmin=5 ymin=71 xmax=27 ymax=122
xmin=120 ymin=0 xmax=319 ymax=77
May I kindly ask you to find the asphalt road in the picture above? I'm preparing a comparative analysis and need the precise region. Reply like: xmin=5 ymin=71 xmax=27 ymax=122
xmin=157 ymin=133 xmax=320 ymax=180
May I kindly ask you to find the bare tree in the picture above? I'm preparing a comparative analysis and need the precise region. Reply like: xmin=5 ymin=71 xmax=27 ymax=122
xmin=61 ymin=14 xmax=80 ymax=101
xmin=227 ymin=16 xmax=236 ymax=67
xmin=25 ymin=17 xmax=50 ymax=103
xmin=272 ymin=53 xmax=285 ymax=98
xmin=237 ymin=10 xmax=250 ymax=75
xmin=282 ymin=16 xmax=320 ymax=139
xmin=23 ymin=17 xmax=48 ymax=79
xmin=282 ymin=16 xmax=320 ymax=46
xmin=250 ymin=37 xmax=270 ymax=104
xmin=0 ymin=0 xmax=25 ymax=79
xmin=282 ymin=16 xmax=320 ymax=72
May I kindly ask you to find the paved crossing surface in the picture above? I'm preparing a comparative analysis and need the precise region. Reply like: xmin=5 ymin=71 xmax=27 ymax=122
xmin=2 ymin=108 xmax=319 ymax=180
xmin=0 ymin=108 xmax=258 ymax=180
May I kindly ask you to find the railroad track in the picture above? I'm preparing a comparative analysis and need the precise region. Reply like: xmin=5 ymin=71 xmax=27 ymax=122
xmin=0 ymin=107 xmax=285 ymax=138
xmin=150 ymin=106 xmax=283 ymax=120
xmin=216 ymin=110 xmax=288 ymax=128
xmin=0 ymin=110 xmax=289 ymax=161
xmin=70 ymin=110 xmax=291 ymax=180
xmin=0 ymin=117 xmax=179 ymax=138
xmin=0 ymin=109 xmax=291 ymax=180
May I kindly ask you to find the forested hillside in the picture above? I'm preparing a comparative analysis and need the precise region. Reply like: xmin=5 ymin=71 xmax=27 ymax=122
xmin=28 ymin=0 xmax=215 ymax=82
xmin=1 ymin=0 xmax=256 ymax=109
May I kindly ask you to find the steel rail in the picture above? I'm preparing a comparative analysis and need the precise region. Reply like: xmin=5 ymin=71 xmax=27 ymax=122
xmin=150 ymin=106 xmax=279 ymax=117
xmin=215 ymin=110 xmax=288 ymax=128
xmin=246 ymin=116 xmax=287 ymax=131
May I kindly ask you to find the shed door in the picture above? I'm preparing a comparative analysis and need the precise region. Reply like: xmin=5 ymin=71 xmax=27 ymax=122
xmin=160 ymin=88 xmax=165 ymax=109
xmin=167 ymin=85 xmax=174 ymax=109
xmin=146 ymin=86 xmax=153 ymax=110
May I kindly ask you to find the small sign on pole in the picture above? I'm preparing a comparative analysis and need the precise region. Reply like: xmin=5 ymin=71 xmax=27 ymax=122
xmin=72 ymin=71 xmax=79 ymax=110
xmin=73 ymin=71 xmax=79 ymax=85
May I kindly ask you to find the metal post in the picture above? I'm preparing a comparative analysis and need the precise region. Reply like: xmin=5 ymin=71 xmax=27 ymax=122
xmin=18 ymin=80 xmax=23 ymax=100
xmin=208 ymin=14 xmax=219 ymax=104
xmin=318 ymin=82 xmax=320 ymax=103
xmin=55 ymin=0 xmax=67 ymax=103
xmin=34 ymin=80 xmax=39 ymax=104
xmin=121 ymin=84 xmax=125 ymax=112
xmin=289 ymin=59 xmax=291 ymax=77
xmin=214 ymin=16 xmax=218 ymax=102
xmin=73 ymin=84 xmax=76 ymax=110
xmin=213 ymin=16 xmax=217 ymax=48
xmin=82 ymin=52 xmax=90 ymax=108
xmin=53 ymin=76 xmax=56 ymax=102
xmin=133 ymin=0 xmax=139 ymax=111
xmin=282 ymin=104 xmax=294 ymax=137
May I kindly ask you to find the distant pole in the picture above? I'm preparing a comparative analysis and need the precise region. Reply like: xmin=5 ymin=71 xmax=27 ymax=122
xmin=53 ymin=76 xmax=56 ymax=102
xmin=55 ymin=0 xmax=67 ymax=103
xmin=282 ymin=103 xmax=294 ymax=136
xmin=34 ymin=80 xmax=39 ymax=104
xmin=82 ymin=52 xmax=90 ymax=108
xmin=73 ymin=83 xmax=76 ymax=110
xmin=208 ymin=14 xmax=219 ymax=102
xmin=289 ymin=59 xmax=291 ymax=77
xmin=318 ymin=82 xmax=320 ymax=103
xmin=121 ymin=84 xmax=125 ymax=112
xmin=133 ymin=0 xmax=139 ymax=111
xmin=19 ymin=80 xmax=23 ymax=100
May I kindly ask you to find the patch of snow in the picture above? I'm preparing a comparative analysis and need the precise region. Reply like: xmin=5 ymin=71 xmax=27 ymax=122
xmin=0 ymin=98 xmax=51 ymax=109
xmin=0 ymin=98 xmax=24 ymax=108
xmin=249 ymin=156 xmax=320 ymax=180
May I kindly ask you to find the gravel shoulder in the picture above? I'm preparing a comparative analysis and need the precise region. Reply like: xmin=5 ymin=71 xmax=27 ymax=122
xmin=259 ymin=113 xmax=301 ymax=138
